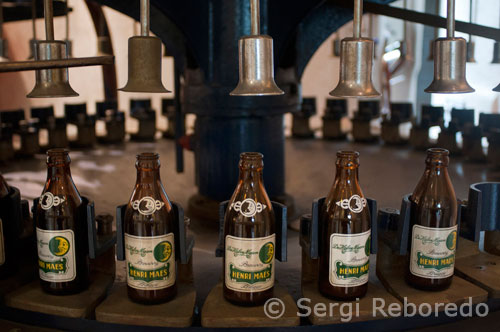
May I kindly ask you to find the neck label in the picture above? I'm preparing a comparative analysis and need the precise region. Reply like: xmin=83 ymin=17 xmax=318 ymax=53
xmin=225 ymin=234 xmax=275 ymax=293
xmin=36 ymin=228 xmax=76 ymax=283
xmin=410 ymin=224 xmax=457 ymax=279
xmin=40 ymin=192 xmax=66 ymax=210
xmin=336 ymin=195 xmax=367 ymax=214
xmin=230 ymin=198 xmax=267 ymax=218
xmin=132 ymin=197 xmax=165 ymax=216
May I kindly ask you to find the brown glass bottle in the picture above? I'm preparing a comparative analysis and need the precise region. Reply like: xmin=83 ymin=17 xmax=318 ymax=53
xmin=0 ymin=173 xmax=13 ymax=279
xmin=406 ymin=148 xmax=457 ymax=291
xmin=223 ymin=152 xmax=275 ymax=306
xmin=319 ymin=151 xmax=371 ymax=300
xmin=124 ymin=153 xmax=177 ymax=304
xmin=36 ymin=149 xmax=89 ymax=295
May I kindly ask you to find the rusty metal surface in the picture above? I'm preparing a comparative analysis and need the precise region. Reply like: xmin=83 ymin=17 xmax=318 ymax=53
xmin=0 ymin=139 xmax=495 ymax=307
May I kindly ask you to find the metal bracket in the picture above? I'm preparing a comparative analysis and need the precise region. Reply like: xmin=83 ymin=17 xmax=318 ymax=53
xmin=461 ymin=182 xmax=500 ymax=242
xmin=216 ymin=200 xmax=288 ymax=262
xmin=116 ymin=201 xmax=193 ymax=264
xmin=299 ymin=196 xmax=378 ymax=260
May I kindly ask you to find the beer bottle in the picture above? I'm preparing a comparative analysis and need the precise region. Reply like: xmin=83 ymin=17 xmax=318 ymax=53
xmin=0 ymin=173 xmax=12 ymax=278
xmin=36 ymin=149 xmax=89 ymax=294
xmin=319 ymin=151 xmax=371 ymax=300
xmin=406 ymin=148 xmax=457 ymax=291
xmin=223 ymin=152 xmax=275 ymax=306
xmin=124 ymin=152 xmax=177 ymax=304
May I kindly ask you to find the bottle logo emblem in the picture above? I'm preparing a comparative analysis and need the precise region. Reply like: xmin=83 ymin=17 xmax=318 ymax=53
xmin=336 ymin=195 xmax=367 ymax=213
xmin=446 ymin=231 xmax=457 ymax=251
xmin=231 ymin=198 xmax=267 ymax=217
xmin=154 ymin=241 xmax=173 ymax=262
xmin=132 ymin=196 xmax=165 ymax=216
xmin=40 ymin=192 xmax=66 ymax=210
xmin=259 ymin=242 xmax=275 ymax=264
xmin=48 ymin=236 xmax=70 ymax=256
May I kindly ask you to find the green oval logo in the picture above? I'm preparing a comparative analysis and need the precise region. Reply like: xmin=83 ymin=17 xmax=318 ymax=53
xmin=259 ymin=242 xmax=274 ymax=264
xmin=154 ymin=241 xmax=172 ymax=262
xmin=446 ymin=231 xmax=457 ymax=251
xmin=365 ymin=235 xmax=371 ymax=257
xmin=48 ymin=236 xmax=70 ymax=256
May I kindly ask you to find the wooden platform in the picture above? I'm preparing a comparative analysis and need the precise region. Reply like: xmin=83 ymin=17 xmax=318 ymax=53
xmin=201 ymin=282 xmax=300 ymax=327
xmin=95 ymin=282 xmax=196 ymax=328
xmin=0 ymin=261 xmax=37 ymax=301
xmin=455 ymin=237 xmax=500 ymax=299
xmin=376 ymin=242 xmax=488 ymax=309
xmin=301 ymin=281 xmax=401 ymax=325
xmin=4 ymin=273 xmax=113 ymax=319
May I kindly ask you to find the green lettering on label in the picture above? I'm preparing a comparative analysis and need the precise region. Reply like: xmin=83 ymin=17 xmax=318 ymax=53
xmin=128 ymin=262 xmax=170 ymax=282
xmin=335 ymin=261 xmax=370 ymax=279
xmin=38 ymin=258 xmax=68 ymax=274
xmin=229 ymin=264 xmax=272 ymax=284
xmin=416 ymin=252 xmax=455 ymax=270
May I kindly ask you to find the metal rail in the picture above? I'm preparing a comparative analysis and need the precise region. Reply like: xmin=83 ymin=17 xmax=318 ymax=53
xmin=0 ymin=55 xmax=114 ymax=73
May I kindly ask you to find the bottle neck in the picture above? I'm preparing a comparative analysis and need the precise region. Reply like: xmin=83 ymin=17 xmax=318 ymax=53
xmin=239 ymin=167 xmax=264 ymax=183
xmin=334 ymin=165 xmax=359 ymax=185
xmin=47 ymin=164 xmax=72 ymax=180
xmin=136 ymin=168 xmax=161 ymax=184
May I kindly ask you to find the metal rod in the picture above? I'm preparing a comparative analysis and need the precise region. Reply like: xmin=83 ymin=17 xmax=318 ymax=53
xmin=31 ymin=0 xmax=36 ymax=39
xmin=140 ymin=0 xmax=149 ymax=36
xmin=44 ymin=0 xmax=54 ymax=41
xmin=65 ymin=0 xmax=69 ymax=40
xmin=250 ymin=0 xmax=260 ymax=35
xmin=447 ymin=0 xmax=455 ymax=38
xmin=0 ymin=55 xmax=114 ymax=73
xmin=468 ymin=0 xmax=472 ymax=40
xmin=353 ymin=0 xmax=362 ymax=38
xmin=403 ymin=0 xmax=407 ymax=39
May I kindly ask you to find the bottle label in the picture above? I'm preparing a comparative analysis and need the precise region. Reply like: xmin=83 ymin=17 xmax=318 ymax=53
xmin=410 ymin=225 xmax=457 ymax=279
xmin=329 ymin=229 xmax=371 ymax=287
xmin=225 ymin=234 xmax=275 ymax=293
xmin=125 ymin=233 xmax=176 ymax=290
xmin=40 ymin=192 xmax=66 ymax=210
xmin=131 ymin=197 xmax=165 ymax=216
xmin=230 ymin=198 xmax=267 ymax=218
xmin=36 ymin=228 xmax=76 ymax=282
xmin=0 ymin=218 xmax=5 ymax=266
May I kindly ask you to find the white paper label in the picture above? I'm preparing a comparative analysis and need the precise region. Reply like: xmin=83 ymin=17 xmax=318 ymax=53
xmin=225 ymin=234 xmax=275 ymax=293
xmin=37 ymin=228 xmax=76 ymax=282
xmin=410 ymin=224 xmax=457 ymax=279
xmin=125 ymin=233 xmax=176 ymax=290
xmin=0 ymin=218 xmax=5 ymax=266
xmin=329 ymin=229 xmax=371 ymax=287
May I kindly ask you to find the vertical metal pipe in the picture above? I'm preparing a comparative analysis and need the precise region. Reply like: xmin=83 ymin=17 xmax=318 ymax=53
xmin=65 ymin=0 xmax=69 ymax=40
xmin=353 ymin=0 xmax=362 ymax=39
xmin=447 ymin=0 xmax=455 ymax=38
xmin=31 ymin=0 xmax=36 ymax=39
xmin=468 ymin=0 xmax=473 ymax=41
xmin=140 ymin=0 xmax=149 ymax=37
xmin=250 ymin=0 xmax=260 ymax=35
xmin=403 ymin=0 xmax=407 ymax=39
xmin=44 ymin=0 xmax=54 ymax=41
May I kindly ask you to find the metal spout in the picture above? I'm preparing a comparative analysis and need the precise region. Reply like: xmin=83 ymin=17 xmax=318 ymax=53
xmin=119 ymin=36 xmax=170 ymax=93
xmin=425 ymin=0 xmax=474 ymax=94
xmin=466 ymin=41 xmax=476 ymax=63
xmin=330 ymin=38 xmax=380 ymax=98
xmin=492 ymin=42 xmax=500 ymax=64
xmin=230 ymin=0 xmax=283 ymax=96
xmin=424 ymin=38 xmax=474 ymax=93
xmin=329 ymin=0 xmax=380 ymax=98
xmin=230 ymin=35 xmax=284 ymax=96
xmin=27 ymin=40 xmax=78 ymax=98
